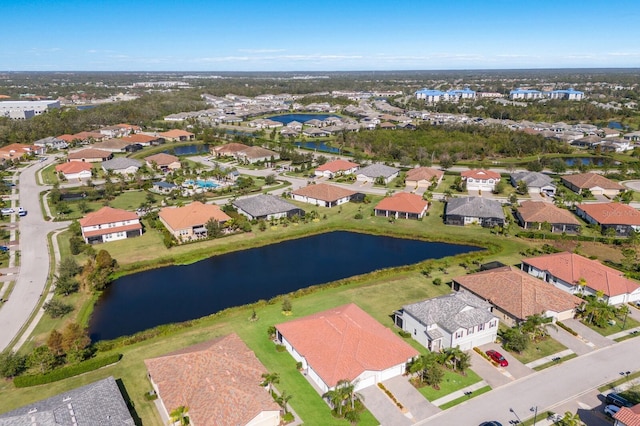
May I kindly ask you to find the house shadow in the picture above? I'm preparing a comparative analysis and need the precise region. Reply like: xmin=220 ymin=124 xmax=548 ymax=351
xmin=116 ymin=378 xmax=143 ymax=426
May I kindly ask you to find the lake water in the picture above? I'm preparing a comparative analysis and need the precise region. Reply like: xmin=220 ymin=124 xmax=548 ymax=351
xmin=88 ymin=231 xmax=480 ymax=341
xmin=165 ymin=144 xmax=210 ymax=156
xmin=295 ymin=141 xmax=341 ymax=153
xmin=266 ymin=113 xmax=340 ymax=125
xmin=564 ymin=157 xmax=605 ymax=166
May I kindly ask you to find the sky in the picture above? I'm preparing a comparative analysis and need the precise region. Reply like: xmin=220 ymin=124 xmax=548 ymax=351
xmin=3 ymin=0 xmax=640 ymax=72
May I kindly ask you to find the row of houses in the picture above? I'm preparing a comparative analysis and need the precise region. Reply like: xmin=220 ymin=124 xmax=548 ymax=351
xmin=56 ymin=152 xmax=181 ymax=180
xmin=414 ymin=88 xmax=585 ymax=103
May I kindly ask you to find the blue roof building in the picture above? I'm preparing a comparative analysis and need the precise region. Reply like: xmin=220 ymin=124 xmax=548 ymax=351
xmin=549 ymin=88 xmax=584 ymax=100
xmin=509 ymin=88 xmax=544 ymax=100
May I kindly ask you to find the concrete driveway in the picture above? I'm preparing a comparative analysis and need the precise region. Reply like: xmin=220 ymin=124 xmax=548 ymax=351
xmin=482 ymin=342 xmax=534 ymax=381
xmin=360 ymin=383 xmax=412 ymax=426
xmin=468 ymin=349 xmax=513 ymax=389
xmin=549 ymin=326 xmax=594 ymax=356
xmin=562 ymin=319 xmax=614 ymax=349
xmin=383 ymin=375 xmax=440 ymax=421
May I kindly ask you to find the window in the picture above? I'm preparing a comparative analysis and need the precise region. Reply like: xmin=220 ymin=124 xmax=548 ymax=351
xmin=478 ymin=323 xmax=485 ymax=331
xmin=489 ymin=321 xmax=496 ymax=328
xmin=413 ymin=329 xmax=417 ymax=336
xmin=455 ymin=331 xmax=463 ymax=339
xmin=468 ymin=327 xmax=474 ymax=335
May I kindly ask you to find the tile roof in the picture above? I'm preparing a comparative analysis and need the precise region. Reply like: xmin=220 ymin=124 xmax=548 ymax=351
xmin=517 ymin=201 xmax=580 ymax=225
xmin=122 ymin=134 xmax=159 ymax=143
xmin=403 ymin=291 xmax=497 ymax=333
xmin=79 ymin=206 xmax=139 ymax=227
xmin=145 ymin=333 xmax=280 ymax=426
xmin=67 ymin=148 xmax=112 ymax=160
xmin=71 ymin=131 xmax=104 ymax=140
xmin=213 ymin=142 xmax=250 ymax=155
xmin=82 ymin=222 xmax=142 ymax=238
xmin=614 ymin=404 xmax=640 ymax=426
xmin=445 ymin=197 xmax=505 ymax=219
xmin=57 ymin=134 xmax=76 ymax=142
xmin=233 ymin=194 xmax=301 ymax=218
xmin=55 ymin=162 xmax=93 ymax=174
xmin=461 ymin=169 xmax=501 ymax=180
xmin=453 ymin=266 xmax=583 ymax=321
xmin=158 ymin=129 xmax=194 ymax=138
xmin=159 ymin=201 xmax=231 ymax=231
xmin=101 ymin=157 xmax=142 ymax=171
xmin=405 ymin=167 xmax=444 ymax=182
xmin=510 ymin=171 xmax=554 ymax=188
xmin=375 ymin=192 xmax=428 ymax=214
xmin=522 ymin=252 xmax=640 ymax=297
xmin=92 ymin=139 xmax=135 ymax=150
xmin=276 ymin=304 xmax=418 ymax=388
xmin=292 ymin=183 xmax=355 ymax=202
xmin=316 ymin=159 xmax=359 ymax=173
xmin=144 ymin=152 xmax=179 ymax=166
xmin=0 ymin=376 xmax=134 ymax=426
xmin=357 ymin=163 xmax=400 ymax=178
xmin=576 ymin=203 xmax=640 ymax=225
xmin=561 ymin=173 xmax=624 ymax=190
xmin=238 ymin=146 xmax=277 ymax=159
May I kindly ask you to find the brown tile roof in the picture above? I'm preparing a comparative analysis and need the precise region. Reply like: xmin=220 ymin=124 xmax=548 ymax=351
xmin=522 ymin=252 xmax=640 ymax=297
xmin=614 ymin=404 xmax=640 ymax=426
xmin=577 ymin=203 xmax=640 ymax=225
xmin=122 ymin=134 xmax=158 ymax=144
xmin=239 ymin=146 xmax=277 ymax=159
xmin=454 ymin=266 xmax=583 ymax=321
xmin=82 ymin=222 xmax=142 ymax=238
xmin=55 ymin=162 xmax=93 ymax=174
xmin=561 ymin=173 xmax=624 ymax=190
xmin=461 ymin=169 xmax=501 ymax=180
xmin=144 ymin=153 xmax=179 ymax=166
xmin=276 ymin=303 xmax=418 ymax=388
xmin=406 ymin=167 xmax=444 ymax=182
xmin=316 ymin=159 xmax=359 ymax=173
xmin=158 ymin=129 xmax=194 ymax=138
xmin=57 ymin=134 xmax=76 ymax=142
xmin=79 ymin=206 xmax=139 ymax=227
xmin=375 ymin=192 xmax=428 ymax=215
xmin=67 ymin=148 xmax=112 ymax=160
xmin=517 ymin=201 xmax=580 ymax=225
xmin=144 ymin=333 xmax=280 ymax=426
xmin=292 ymin=183 xmax=355 ymax=202
xmin=92 ymin=139 xmax=135 ymax=150
xmin=213 ymin=143 xmax=250 ymax=155
xmin=72 ymin=131 xmax=104 ymax=140
xmin=159 ymin=201 xmax=231 ymax=231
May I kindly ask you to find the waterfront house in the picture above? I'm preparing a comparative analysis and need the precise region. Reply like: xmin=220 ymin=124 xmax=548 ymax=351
xmin=291 ymin=183 xmax=356 ymax=208
xmin=233 ymin=194 xmax=304 ymax=221
xmin=145 ymin=153 xmax=181 ymax=172
xmin=374 ymin=192 xmax=429 ymax=219
xmin=159 ymin=201 xmax=231 ymax=241
xmin=575 ymin=203 xmax=640 ymax=236
xmin=158 ymin=129 xmax=195 ymax=141
xmin=79 ymin=206 xmax=142 ymax=244
xmin=212 ymin=142 xmax=250 ymax=157
xmin=515 ymin=201 xmax=581 ymax=233
xmin=444 ymin=197 xmax=505 ymax=227
xmin=234 ymin=146 xmax=278 ymax=164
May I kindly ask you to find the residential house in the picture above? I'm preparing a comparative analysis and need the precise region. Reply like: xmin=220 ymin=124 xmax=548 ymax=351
xmin=516 ymin=201 xmax=581 ymax=233
xmin=55 ymin=161 xmax=93 ymax=181
xmin=235 ymin=146 xmax=278 ymax=164
xmin=101 ymin=158 xmax=142 ymax=175
xmin=509 ymin=171 xmax=556 ymax=196
xmin=233 ymin=194 xmax=304 ymax=221
xmin=79 ymin=206 xmax=142 ymax=244
xmin=405 ymin=167 xmax=444 ymax=189
xmin=522 ymin=252 xmax=640 ymax=305
xmin=291 ymin=183 xmax=356 ymax=208
xmin=461 ymin=169 xmax=501 ymax=192
xmin=159 ymin=201 xmax=231 ymax=241
xmin=0 ymin=377 xmax=134 ymax=425
xmin=275 ymin=303 xmax=418 ymax=392
xmin=122 ymin=133 xmax=163 ymax=146
xmin=445 ymin=197 xmax=505 ymax=227
xmin=99 ymin=125 xmax=130 ymax=138
xmin=302 ymin=127 xmax=329 ymax=137
xmin=67 ymin=148 xmax=113 ymax=163
xmin=151 ymin=181 xmax=178 ymax=194
xmin=91 ymin=138 xmax=138 ymax=153
xmin=452 ymin=266 xmax=583 ymax=326
xmin=34 ymin=136 xmax=68 ymax=150
xmin=356 ymin=164 xmax=400 ymax=184
xmin=145 ymin=153 xmax=181 ymax=172
xmin=0 ymin=143 xmax=43 ymax=160
xmin=614 ymin=403 xmax=640 ymax=426
xmin=394 ymin=291 xmax=499 ymax=352
xmin=575 ymin=203 xmax=640 ymax=236
xmin=158 ymin=129 xmax=195 ymax=141
xmin=314 ymin=159 xmax=359 ymax=178
xmin=145 ymin=333 xmax=281 ymax=426
xmin=68 ymin=131 xmax=106 ymax=143
xmin=212 ymin=142 xmax=250 ymax=157
xmin=374 ymin=192 xmax=429 ymax=219
xmin=561 ymin=172 xmax=624 ymax=196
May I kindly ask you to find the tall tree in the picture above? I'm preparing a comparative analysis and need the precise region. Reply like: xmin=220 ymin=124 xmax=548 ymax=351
xmin=169 ymin=406 xmax=190 ymax=426
xmin=260 ymin=372 xmax=280 ymax=393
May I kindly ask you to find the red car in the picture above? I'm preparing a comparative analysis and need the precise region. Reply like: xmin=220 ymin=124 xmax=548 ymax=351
xmin=486 ymin=349 xmax=508 ymax=367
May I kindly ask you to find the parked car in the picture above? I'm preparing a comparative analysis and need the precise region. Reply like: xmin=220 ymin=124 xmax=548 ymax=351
xmin=17 ymin=207 xmax=26 ymax=217
xmin=486 ymin=349 xmax=509 ymax=367
xmin=480 ymin=422 xmax=503 ymax=426
xmin=1 ymin=208 xmax=14 ymax=215
xmin=0 ymin=246 xmax=8 ymax=252
xmin=604 ymin=404 xmax=621 ymax=417
xmin=605 ymin=392 xmax=633 ymax=408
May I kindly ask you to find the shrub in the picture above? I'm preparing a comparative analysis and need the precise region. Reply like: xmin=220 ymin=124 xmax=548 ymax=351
xmin=557 ymin=321 xmax=578 ymax=336
xmin=69 ymin=236 xmax=85 ymax=255
xmin=144 ymin=391 xmax=158 ymax=401
xmin=43 ymin=299 xmax=73 ymax=318
xmin=354 ymin=212 xmax=363 ymax=220
xmin=13 ymin=354 xmax=122 ymax=388
xmin=275 ymin=344 xmax=286 ymax=352
xmin=432 ymin=278 xmax=442 ymax=286
xmin=296 ymin=361 xmax=303 ymax=370
xmin=398 ymin=330 xmax=411 ymax=338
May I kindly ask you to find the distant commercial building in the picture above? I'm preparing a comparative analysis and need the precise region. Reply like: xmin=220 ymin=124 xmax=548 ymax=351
xmin=509 ymin=89 xmax=543 ymax=100
xmin=415 ymin=88 xmax=476 ymax=102
xmin=548 ymin=88 xmax=584 ymax=101
xmin=0 ymin=100 xmax=60 ymax=119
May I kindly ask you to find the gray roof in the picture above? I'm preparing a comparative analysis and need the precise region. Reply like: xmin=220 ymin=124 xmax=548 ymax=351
xmin=510 ymin=171 xmax=555 ymax=189
xmin=403 ymin=291 xmax=496 ymax=333
xmin=153 ymin=181 xmax=177 ymax=189
xmin=102 ymin=157 xmax=142 ymax=171
xmin=445 ymin=197 xmax=505 ymax=219
xmin=233 ymin=194 xmax=302 ymax=217
xmin=357 ymin=164 xmax=400 ymax=178
xmin=0 ymin=376 xmax=135 ymax=426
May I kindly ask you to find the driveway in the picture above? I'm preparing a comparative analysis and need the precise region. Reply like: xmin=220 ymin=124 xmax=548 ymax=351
xmin=549 ymin=325 xmax=594 ymax=356
xmin=482 ymin=342 xmax=534 ymax=381
xmin=360 ymin=384 xmax=412 ymax=426
xmin=382 ymin=375 xmax=440 ymax=422
xmin=468 ymin=349 xmax=512 ymax=389
xmin=562 ymin=318 xmax=614 ymax=349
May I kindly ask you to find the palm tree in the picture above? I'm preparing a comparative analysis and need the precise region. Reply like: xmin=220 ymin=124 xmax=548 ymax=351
xmin=276 ymin=390 xmax=292 ymax=415
xmin=408 ymin=353 xmax=438 ymax=383
xmin=337 ymin=379 xmax=364 ymax=410
xmin=260 ymin=372 xmax=280 ymax=393
xmin=169 ymin=406 xmax=190 ymax=426
xmin=456 ymin=351 xmax=472 ymax=374
xmin=520 ymin=313 xmax=557 ymax=341
xmin=323 ymin=387 xmax=346 ymax=416
xmin=558 ymin=411 xmax=584 ymax=426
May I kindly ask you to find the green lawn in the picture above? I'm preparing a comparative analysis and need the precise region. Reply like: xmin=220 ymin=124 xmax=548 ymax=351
xmin=39 ymin=164 xmax=59 ymax=185
xmin=438 ymin=385 xmax=491 ymax=409
xmin=507 ymin=336 xmax=568 ymax=365
xmin=581 ymin=314 xmax=640 ymax=336
xmin=417 ymin=368 xmax=483 ymax=402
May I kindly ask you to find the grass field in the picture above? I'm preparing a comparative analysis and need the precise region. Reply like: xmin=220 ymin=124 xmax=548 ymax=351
xmin=507 ymin=336 xmax=568 ymax=365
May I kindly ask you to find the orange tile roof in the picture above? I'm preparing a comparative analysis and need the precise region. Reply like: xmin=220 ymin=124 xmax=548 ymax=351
xmin=79 ymin=206 xmax=139 ymax=227
xmin=57 ymin=134 xmax=76 ymax=142
xmin=576 ymin=203 xmax=640 ymax=226
xmin=276 ymin=303 xmax=419 ymax=388
xmin=144 ymin=153 xmax=179 ymax=166
xmin=159 ymin=201 xmax=231 ymax=231
xmin=517 ymin=201 xmax=580 ymax=225
xmin=72 ymin=131 xmax=104 ymax=140
xmin=316 ymin=159 xmax=359 ymax=173
xmin=375 ymin=192 xmax=428 ymax=214
xmin=461 ymin=169 xmax=501 ymax=180
xmin=144 ymin=333 xmax=280 ymax=426
xmin=82 ymin=222 xmax=142 ymax=238
xmin=615 ymin=404 xmax=640 ymax=426
xmin=562 ymin=173 xmax=624 ymax=190
xmin=55 ymin=162 xmax=93 ymax=174
xmin=406 ymin=167 xmax=444 ymax=182
xmin=213 ymin=143 xmax=250 ymax=155
xmin=522 ymin=252 xmax=640 ymax=297
xmin=159 ymin=129 xmax=194 ymax=138
xmin=122 ymin=134 xmax=158 ymax=143
xmin=67 ymin=148 xmax=112 ymax=160
xmin=292 ymin=183 xmax=355 ymax=202
xmin=454 ymin=266 xmax=583 ymax=321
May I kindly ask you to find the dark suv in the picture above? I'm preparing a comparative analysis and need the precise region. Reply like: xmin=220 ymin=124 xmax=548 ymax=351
xmin=605 ymin=392 xmax=633 ymax=408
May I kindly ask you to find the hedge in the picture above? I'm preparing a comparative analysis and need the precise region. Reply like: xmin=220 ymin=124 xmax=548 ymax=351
xmin=13 ymin=354 xmax=122 ymax=388
xmin=516 ymin=231 xmax=623 ymax=245
xmin=556 ymin=321 xmax=578 ymax=336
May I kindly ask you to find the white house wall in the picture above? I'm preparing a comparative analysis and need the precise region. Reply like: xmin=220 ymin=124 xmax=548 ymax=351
xmin=246 ymin=410 xmax=281 ymax=426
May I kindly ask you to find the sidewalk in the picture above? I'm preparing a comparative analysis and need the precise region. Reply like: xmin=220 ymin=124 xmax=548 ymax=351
xmin=525 ymin=349 xmax=574 ymax=369
xmin=430 ymin=380 xmax=489 ymax=407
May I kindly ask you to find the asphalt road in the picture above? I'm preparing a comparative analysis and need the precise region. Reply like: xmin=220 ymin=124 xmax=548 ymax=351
xmin=0 ymin=157 xmax=68 ymax=352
